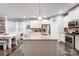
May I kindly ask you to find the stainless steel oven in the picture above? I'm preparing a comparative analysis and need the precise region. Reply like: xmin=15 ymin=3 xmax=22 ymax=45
xmin=65 ymin=34 xmax=75 ymax=49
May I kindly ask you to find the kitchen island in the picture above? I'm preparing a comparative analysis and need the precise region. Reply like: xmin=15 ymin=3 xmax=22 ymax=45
xmin=23 ymin=32 xmax=57 ymax=56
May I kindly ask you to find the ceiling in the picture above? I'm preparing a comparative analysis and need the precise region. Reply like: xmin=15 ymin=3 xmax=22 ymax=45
xmin=0 ymin=3 xmax=77 ymax=18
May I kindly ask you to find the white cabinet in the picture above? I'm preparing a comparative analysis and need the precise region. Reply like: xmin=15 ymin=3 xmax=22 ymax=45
xmin=75 ymin=36 xmax=79 ymax=51
xmin=60 ymin=33 xmax=65 ymax=43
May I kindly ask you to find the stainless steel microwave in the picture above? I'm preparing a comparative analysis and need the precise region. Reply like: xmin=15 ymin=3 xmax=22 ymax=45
xmin=68 ymin=21 xmax=78 ymax=27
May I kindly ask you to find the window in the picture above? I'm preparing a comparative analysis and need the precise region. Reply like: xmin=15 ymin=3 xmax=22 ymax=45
xmin=5 ymin=19 xmax=28 ymax=34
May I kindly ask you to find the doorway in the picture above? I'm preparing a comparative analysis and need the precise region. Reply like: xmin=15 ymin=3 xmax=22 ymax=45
xmin=42 ymin=24 xmax=50 ymax=35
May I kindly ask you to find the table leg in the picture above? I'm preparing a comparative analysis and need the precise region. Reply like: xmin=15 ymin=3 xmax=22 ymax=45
xmin=3 ymin=44 xmax=6 ymax=50
xmin=8 ymin=38 xmax=11 ymax=49
xmin=15 ymin=38 xmax=18 ymax=46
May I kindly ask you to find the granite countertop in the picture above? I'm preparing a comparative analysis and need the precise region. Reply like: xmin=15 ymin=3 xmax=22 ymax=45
xmin=72 ymin=32 xmax=79 ymax=35
xmin=65 ymin=33 xmax=73 ymax=35
xmin=65 ymin=32 xmax=79 ymax=35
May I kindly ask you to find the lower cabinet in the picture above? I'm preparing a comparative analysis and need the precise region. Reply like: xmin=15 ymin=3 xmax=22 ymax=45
xmin=75 ymin=36 xmax=79 ymax=51
xmin=60 ymin=33 xmax=65 ymax=43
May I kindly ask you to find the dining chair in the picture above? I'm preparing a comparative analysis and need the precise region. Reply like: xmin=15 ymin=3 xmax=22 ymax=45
xmin=0 ymin=39 xmax=7 ymax=50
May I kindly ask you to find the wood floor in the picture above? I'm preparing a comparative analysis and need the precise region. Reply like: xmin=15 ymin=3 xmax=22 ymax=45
xmin=0 ymin=40 xmax=79 ymax=56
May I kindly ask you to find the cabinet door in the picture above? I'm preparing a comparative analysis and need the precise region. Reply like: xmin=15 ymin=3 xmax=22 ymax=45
xmin=62 ymin=34 xmax=65 ymax=43
xmin=75 ymin=37 xmax=79 ymax=51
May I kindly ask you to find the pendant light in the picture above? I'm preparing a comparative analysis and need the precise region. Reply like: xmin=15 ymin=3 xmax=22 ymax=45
xmin=38 ymin=3 xmax=42 ymax=20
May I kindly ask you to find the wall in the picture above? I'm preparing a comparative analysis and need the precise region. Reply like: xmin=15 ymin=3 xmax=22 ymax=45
xmin=42 ymin=19 xmax=49 ymax=24
xmin=50 ymin=15 xmax=65 ymax=42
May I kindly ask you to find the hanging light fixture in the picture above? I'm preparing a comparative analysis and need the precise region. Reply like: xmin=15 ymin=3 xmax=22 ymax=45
xmin=38 ymin=3 xmax=42 ymax=20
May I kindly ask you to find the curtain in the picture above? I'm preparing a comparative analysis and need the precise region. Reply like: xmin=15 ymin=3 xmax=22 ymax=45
xmin=5 ymin=19 xmax=29 ymax=34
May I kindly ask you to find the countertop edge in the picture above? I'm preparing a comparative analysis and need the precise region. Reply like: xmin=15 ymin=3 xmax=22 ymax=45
xmin=23 ymin=39 xmax=57 ymax=41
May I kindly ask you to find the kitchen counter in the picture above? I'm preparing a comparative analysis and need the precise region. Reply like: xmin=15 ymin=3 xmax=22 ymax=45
xmin=23 ymin=32 xmax=57 ymax=40
xmin=23 ymin=32 xmax=57 ymax=56
xmin=65 ymin=32 xmax=79 ymax=36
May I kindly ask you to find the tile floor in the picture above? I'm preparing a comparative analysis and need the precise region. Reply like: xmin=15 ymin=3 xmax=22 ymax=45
xmin=57 ymin=42 xmax=79 ymax=56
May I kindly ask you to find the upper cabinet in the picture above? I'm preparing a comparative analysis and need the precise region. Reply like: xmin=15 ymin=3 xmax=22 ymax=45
xmin=42 ymin=19 xmax=49 ymax=24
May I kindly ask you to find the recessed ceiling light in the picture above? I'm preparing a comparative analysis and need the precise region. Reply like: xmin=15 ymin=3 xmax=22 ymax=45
xmin=38 ymin=16 xmax=42 ymax=20
xmin=4 ymin=16 xmax=8 ymax=19
xmin=23 ymin=16 xmax=26 ymax=18
xmin=59 ymin=10 xmax=65 ymax=14
xmin=32 ymin=16 xmax=37 ymax=18
xmin=59 ymin=11 xmax=63 ymax=14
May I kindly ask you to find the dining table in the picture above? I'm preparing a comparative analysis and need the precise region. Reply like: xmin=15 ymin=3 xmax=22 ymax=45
xmin=0 ymin=34 xmax=17 ymax=49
